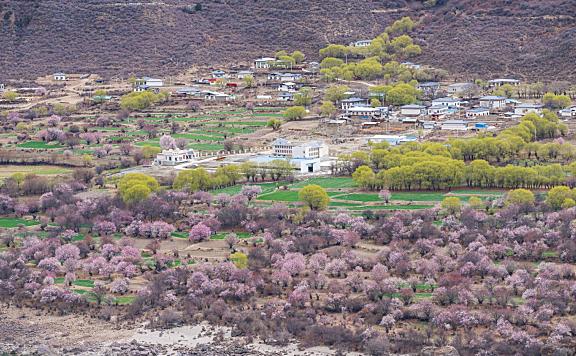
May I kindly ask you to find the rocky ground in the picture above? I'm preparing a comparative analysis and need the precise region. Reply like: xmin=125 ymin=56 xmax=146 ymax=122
xmin=0 ymin=306 xmax=460 ymax=355
xmin=0 ymin=306 xmax=340 ymax=355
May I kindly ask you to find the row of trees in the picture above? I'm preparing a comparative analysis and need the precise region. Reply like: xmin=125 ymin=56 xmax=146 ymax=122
xmin=343 ymin=111 xmax=570 ymax=191
xmin=352 ymin=153 xmax=576 ymax=191
xmin=172 ymin=160 xmax=295 ymax=192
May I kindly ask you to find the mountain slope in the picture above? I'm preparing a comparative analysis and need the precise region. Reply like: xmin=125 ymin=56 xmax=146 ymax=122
xmin=0 ymin=0 xmax=575 ymax=81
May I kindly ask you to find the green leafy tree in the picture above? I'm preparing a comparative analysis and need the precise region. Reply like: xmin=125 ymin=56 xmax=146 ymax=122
xmin=291 ymin=50 xmax=305 ymax=64
xmin=320 ymin=57 xmax=345 ymax=69
xmin=441 ymin=197 xmax=461 ymax=214
xmin=385 ymin=17 xmax=416 ymax=35
xmin=230 ymin=252 xmax=248 ymax=269
xmin=275 ymin=50 xmax=288 ymax=58
xmin=3 ymin=91 xmax=18 ymax=102
xmin=352 ymin=165 xmax=377 ymax=189
xmin=118 ymin=173 xmax=159 ymax=203
xmin=173 ymin=168 xmax=212 ymax=191
xmin=284 ymin=106 xmax=307 ymax=121
xmin=353 ymin=58 xmax=383 ymax=80
xmin=299 ymin=184 xmax=330 ymax=210
xmin=506 ymin=189 xmax=535 ymax=206
xmin=319 ymin=44 xmax=350 ymax=59
xmin=294 ymin=87 xmax=313 ymax=106
xmin=278 ymin=55 xmax=296 ymax=66
xmin=269 ymin=160 xmax=294 ymax=181
xmin=546 ymin=185 xmax=574 ymax=210
xmin=320 ymin=101 xmax=337 ymax=118
xmin=267 ymin=118 xmax=282 ymax=130
xmin=243 ymin=75 xmax=255 ymax=88
xmin=561 ymin=198 xmax=576 ymax=209
xmin=141 ymin=146 xmax=161 ymax=158
xmin=324 ymin=85 xmax=349 ymax=102
xmin=542 ymin=92 xmax=571 ymax=109
xmin=468 ymin=196 xmax=484 ymax=210
xmin=386 ymin=83 xmax=420 ymax=105
xmin=120 ymin=91 xmax=165 ymax=111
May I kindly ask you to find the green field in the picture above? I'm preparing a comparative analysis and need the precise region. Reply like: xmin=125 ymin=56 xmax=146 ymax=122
xmin=346 ymin=205 xmax=430 ymax=211
xmin=290 ymin=177 xmax=356 ymax=189
xmin=336 ymin=193 xmax=381 ymax=202
xmin=210 ymin=181 xmax=282 ymax=195
xmin=173 ymin=133 xmax=225 ymax=141
xmin=114 ymin=295 xmax=137 ymax=305
xmin=211 ymin=231 xmax=252 ymax=240
xmin=188 ymin=143 xmax=225 ymax=151
xmin=171 ymin=231 xmax=188 ymax=239
xmin=17 ymin=141 xmax=65 ymax=149
xmin=0 ymin=218 xmax=39 ymax=228
xmin=0 ymin=165 xmax=72 ymax=178
xmin=54 ymin=278 xmax=95 ymax=288
xmin=390 ymin=192 xmax=446 ymax=202
xmin=450 ymin=189 xmax=504 ymax=196
xmin=258 ymin=190 xmax=301 ymax=202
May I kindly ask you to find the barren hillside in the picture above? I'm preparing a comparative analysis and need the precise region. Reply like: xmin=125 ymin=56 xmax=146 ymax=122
xmin=0 ymin=0 xmax=575 ymax=81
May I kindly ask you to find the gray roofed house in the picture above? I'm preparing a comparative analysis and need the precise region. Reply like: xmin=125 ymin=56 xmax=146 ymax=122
xmin=400 ymin=104 xmax=426 ymax=117
xmin=514 ymin=103 xmax=543 ymax=115
xmin=278 ymin=92 xmax=294 ymax=101
xmin=466 ymin=107 xmax=490 ymax=117
xmin=479 ymin=96 xmax=507 ymax=109
xmin=341 ymin=97 xmax=368 ymax=110
xmin=447 ymin=82 xmax=475 ymax=95
xmin=441 ymin=120 xmax=468 ymax=131
xmin=432 ymin=97 xmax=465 ymax=107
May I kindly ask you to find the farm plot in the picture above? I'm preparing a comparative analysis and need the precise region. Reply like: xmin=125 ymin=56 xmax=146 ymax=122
xmin=0 ymin=165 xmax=73 ymax=178
xmin=253 ymin=177 xmax=506 ymax=211
xmin=17 ymin=141 xmax=65 ymax=149
xmin=0 ymin=218 xmax=40 ymax=228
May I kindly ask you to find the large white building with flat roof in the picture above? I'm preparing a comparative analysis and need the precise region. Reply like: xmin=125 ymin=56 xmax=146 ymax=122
xmin=272 ymin=138 xmax=329 ymax=159
xmin=135 ymin=77 xmax=163 ymax=88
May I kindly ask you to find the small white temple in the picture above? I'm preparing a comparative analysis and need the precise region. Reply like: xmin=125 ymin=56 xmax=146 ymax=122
xmin=154 ymin=148 xmax=196 ymax=166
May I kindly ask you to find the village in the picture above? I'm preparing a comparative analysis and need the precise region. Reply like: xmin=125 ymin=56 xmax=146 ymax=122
xmin=2 ymin=49 xmax=575 ymax=180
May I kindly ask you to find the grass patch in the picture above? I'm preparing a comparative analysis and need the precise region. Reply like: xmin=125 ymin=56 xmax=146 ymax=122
xmin=171 ymin=231 xmax=188 ymax=239
xmin=188 ymin=143 xmax=225 ymax=151
xmin=336 ymin=193 xmax=381 ymax=202
xmin=0 ymin=218 xmax=39 ymax=228
xmin=0 ymin=165 xmax=72 ymax=178
xmin=346 ymin=205 xmax=431 ymax=211
xmin=114 ymin=295 xmax=137 ymax=305
xmin=450 ymin=189 xmax=504 ymax=196
xmin=73 ymin=279 xmax=95 ymax=288
xmin=210 ymin=182 xmax=282 ymax=196
xmin=391 ymin=192 xmax=446 ymax=202
xmin=291 ymin=177 xmax=356 ymax=189
xmin=258 ymin=190 xmax=300 ymax=202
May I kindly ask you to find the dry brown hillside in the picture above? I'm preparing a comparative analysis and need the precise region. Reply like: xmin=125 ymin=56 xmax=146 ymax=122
xmin=0 ymin=0 xmax=575 ymax=81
